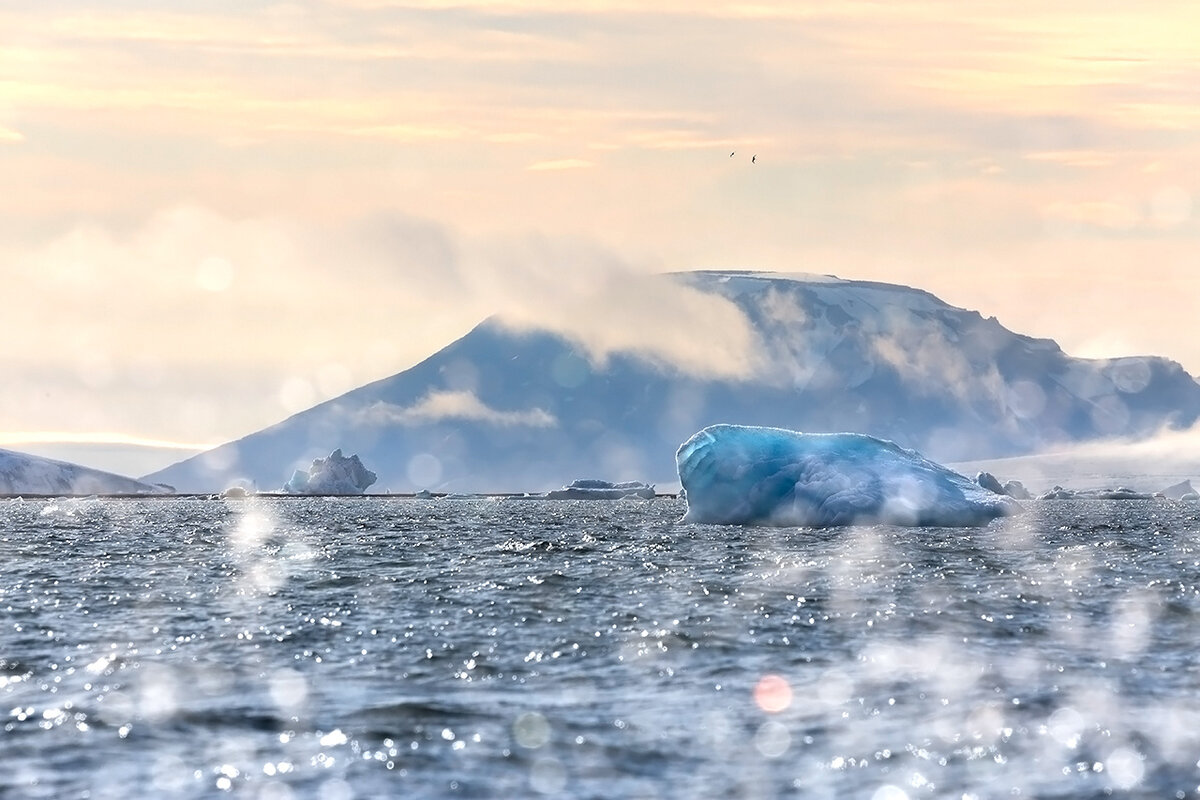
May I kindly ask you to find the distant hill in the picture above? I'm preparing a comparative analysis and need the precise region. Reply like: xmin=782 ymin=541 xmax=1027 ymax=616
xmin=1 ymin=448 xmax=168 ymax=495
xmin=145 ymin=271 xmax=1200 ymax=493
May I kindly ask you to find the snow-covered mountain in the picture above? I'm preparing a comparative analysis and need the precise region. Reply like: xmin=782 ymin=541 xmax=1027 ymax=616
xmin=145 ymin=271 xmax=1200 ymax=493
xmin=0 ymin=448 xmax=167 ymax=495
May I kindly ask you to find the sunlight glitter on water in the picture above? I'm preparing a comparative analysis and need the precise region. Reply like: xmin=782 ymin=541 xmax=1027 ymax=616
xmin=4 ymin=497 xmax=1200 ymax=797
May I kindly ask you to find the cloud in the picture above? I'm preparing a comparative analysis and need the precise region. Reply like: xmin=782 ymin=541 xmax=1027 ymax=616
xmin=0 ymin=125 xmax=23 ymax=143
xmin=457 ymin=234 xmax=763 ymax=380
xmin=0 ymin=431 xmax=219 ymax=450
xmin=526 ymin=158 xmax=593 ymax=171
xmin=358 ymin=391 xmax=557 ymax=427
xmin=341 ymin=214 xmax=766 ymax=382
xmin=0 ymin=207 xmax=483 ymax=444
xmin=1024 ymin=150 xmax=1118 ymax=168
xmin=954 ymin=422 xmax=1200 ymax=493
xmin=1038 ymin=185 xmax=1195 ymax=236
xmin=322 ymin=0 xmax=808 ymax=14
xmin=1 ymin=203 xmax=770 ymax=451
xmin=1041 ymin=199 xmax=1142 ymax=232
xmin=870 ymin=315 xmax=1001 ymax=402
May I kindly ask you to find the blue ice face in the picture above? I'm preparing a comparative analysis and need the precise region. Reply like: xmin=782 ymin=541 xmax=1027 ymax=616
xmin=676 ymin=424 xmax=1020 ymax=527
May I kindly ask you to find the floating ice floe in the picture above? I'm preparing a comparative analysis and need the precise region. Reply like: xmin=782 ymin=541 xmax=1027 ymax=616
xmin=545 ymin=479 xmax=656 ymax=500
xmin=676 ymin=424 xmax=1021 ymax=527
xmin=1037 ymin=486 xmax=1154 ymax=501
xmin=283 ymin=449 xmax=377 ymax=495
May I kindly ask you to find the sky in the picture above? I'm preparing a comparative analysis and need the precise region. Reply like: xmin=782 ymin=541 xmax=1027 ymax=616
xmin=3 ymin=1 xmax=1200 ymax=477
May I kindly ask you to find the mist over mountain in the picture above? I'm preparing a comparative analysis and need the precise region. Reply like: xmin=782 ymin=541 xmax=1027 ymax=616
xmin=0 ymin=448 xmax=165 ymax=495
xmin=145 ymin=271 xmax=1200 ymax=493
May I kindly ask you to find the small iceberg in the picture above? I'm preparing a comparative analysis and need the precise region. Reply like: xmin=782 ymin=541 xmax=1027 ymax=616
xmin=283 ymin=449 xmax=377 ymax=495
xmin=676 ymin=424 xmax=1021 ymax=527
xmin=1160 ymin=479 xmax=1197 ymax=501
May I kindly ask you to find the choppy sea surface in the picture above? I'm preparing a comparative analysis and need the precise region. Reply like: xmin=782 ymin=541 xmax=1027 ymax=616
xmin=4 ymin=497 xmax=1200 ymax=799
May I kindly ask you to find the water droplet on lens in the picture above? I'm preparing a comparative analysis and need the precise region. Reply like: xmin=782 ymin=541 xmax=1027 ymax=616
xmin=513 ymin=712 xmax=550 ymax=749
xmin=754 ymin=721 xmax=791 ymax=758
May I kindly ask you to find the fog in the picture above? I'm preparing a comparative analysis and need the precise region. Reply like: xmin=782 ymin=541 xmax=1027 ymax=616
xmin=1 ymin=206 xmax=762 ymax=473
xmin=952 ymin=424 xmax=1200 ymax=494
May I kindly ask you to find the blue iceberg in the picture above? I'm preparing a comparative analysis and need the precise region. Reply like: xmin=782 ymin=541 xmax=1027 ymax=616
xmin=676 ymin=424 xmax=1021 ymax=527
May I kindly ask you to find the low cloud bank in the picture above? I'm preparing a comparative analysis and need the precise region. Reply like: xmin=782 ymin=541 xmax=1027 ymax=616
xmin=952 ymin=424 xmax=1200 ymax=494
xmin=2 ymin=206 xmax=765 ymax=448
xmin=456 ymin=234 xmax=763 ymax=380
xmin=357 ymin=391 xmax=557 ymax=428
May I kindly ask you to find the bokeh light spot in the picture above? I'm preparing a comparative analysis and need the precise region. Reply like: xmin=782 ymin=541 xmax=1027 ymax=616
xmin=1105 ymin=746 xmax=1145 ymax=789
xmin=754 ymin=673 xmax=793 ymax=713
xmin=195 ymin=256 xmax=234 ymax=292
xmin=268 ymin=669 xmax=309 ymax=713
xmin=513 ymin=712 xmax=550 ymax=749
xmin=278 ymin=377 xmax=316 ymax=414
xmin=407 ymin=453 xmax=443 ymax=488
xmin=530 ymin=756 xmax=566 ymax=794
xmin=1150 ymin=185 xmax=1192 ymax=227
xmin=550 ymin=352 xmax=589 ymax=389
xmin=754 ymin=720 xmax=790 ymax=758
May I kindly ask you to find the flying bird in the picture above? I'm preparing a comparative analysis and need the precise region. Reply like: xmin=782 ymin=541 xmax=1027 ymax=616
xmin=729 ymin=151 xmax=735 ymax=157
xmin=752 ymin=155 xmax=756 ymax=164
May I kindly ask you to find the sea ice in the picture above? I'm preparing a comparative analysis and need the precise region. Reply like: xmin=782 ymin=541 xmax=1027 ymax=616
xmin=1036 ymin=485 xmax=1152 ymax=501
xmin=675 ymin=424 xmax=1021 ymax=527
xmin=546 ymin=479 xmax=656 ymax=500
xmin=283 ymin=449 xmax=377 ymax=495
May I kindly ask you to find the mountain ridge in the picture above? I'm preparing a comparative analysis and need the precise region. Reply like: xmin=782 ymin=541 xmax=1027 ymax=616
xmin=0 ymin=448 xmax=166 ymax=496
xmin=145 ymin=270 xmax=1200 ymax=493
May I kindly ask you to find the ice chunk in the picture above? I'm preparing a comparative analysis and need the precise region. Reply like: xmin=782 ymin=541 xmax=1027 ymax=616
xmin=675 ymin=424 xmax=1020 ymax=527
xmin=976 ymin=472 xmax=1032 ymax=500
xmin=975 ymin=471 xmax=1004 ymax=494
xmin=1160 ymin=479 xmax=1196 ymax=501
xmin=282 ymin=449 xmax=377 ymax=495
xmin=1002 ymin=480 xmax=1032 ymax=500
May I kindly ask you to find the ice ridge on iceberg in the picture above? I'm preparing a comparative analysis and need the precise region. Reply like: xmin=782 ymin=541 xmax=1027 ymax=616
xmin=676 ymin=424 xmax=1021 ymax=527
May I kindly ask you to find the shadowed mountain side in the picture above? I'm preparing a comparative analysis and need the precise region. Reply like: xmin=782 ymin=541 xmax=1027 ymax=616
xmin=144 ymin=271 xmax=1200 ymax=493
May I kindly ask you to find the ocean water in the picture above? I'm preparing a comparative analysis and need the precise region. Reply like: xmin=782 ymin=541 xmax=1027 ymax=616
xmin=3 ymin=497 xmax=1200 ymax=799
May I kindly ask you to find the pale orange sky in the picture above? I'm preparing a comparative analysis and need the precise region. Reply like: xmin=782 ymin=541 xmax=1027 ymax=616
xmin=3 ymin=1 xmax=1199 ymax=474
